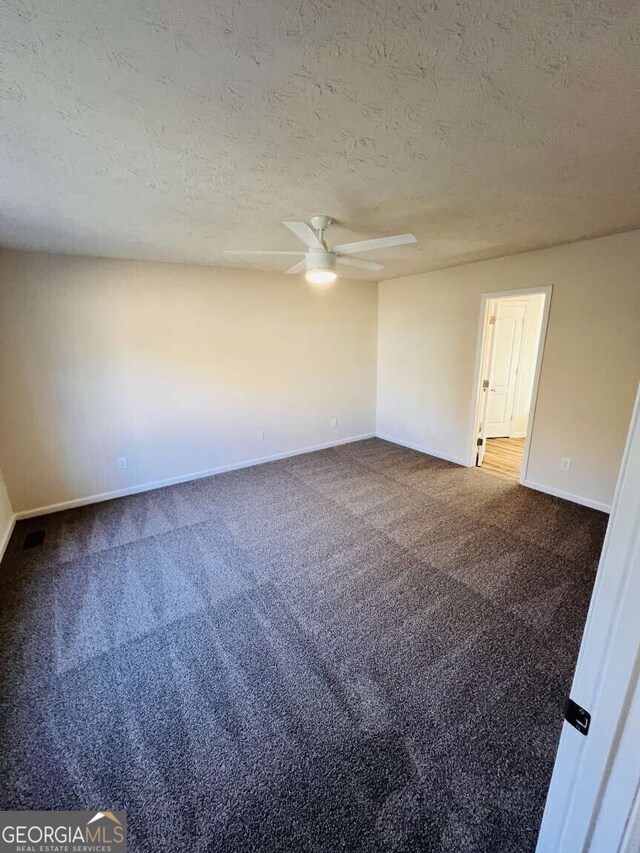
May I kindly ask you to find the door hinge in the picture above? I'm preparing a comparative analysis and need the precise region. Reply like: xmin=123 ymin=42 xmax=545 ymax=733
xmin=489 ymin=315 xmax=496 ymax=325
xmin=564 ymin=698 xmax=590 ymax=736
xmin=482 ymin=379 xmax=490 ymax=389
xmin=477 ymin=438 xmax=483 ymax=446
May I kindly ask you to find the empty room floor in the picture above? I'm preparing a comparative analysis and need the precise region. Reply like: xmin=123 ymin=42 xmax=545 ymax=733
xmin=0 ymin=439 xmax=607 ymax=852
xmin=482 ymin=437 xmax=526 ymax=480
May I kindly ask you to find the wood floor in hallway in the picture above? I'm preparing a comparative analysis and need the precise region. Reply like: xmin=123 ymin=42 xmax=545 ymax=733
xmin=482 ymin=437 xmax=526 ymax=480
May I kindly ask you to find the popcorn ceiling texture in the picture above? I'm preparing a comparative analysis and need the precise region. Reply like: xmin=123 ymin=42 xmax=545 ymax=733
xmin=1 ymin=0 xmax=639 ymax=277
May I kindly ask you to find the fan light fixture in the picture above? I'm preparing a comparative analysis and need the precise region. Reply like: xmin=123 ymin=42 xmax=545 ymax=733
xmin=223 ymin=215 xmax=417 ymax=285
xmin=306 ymin=269 xmax=337 ymax=285
xmin=305 ymin=247 xmax=337 ymax=286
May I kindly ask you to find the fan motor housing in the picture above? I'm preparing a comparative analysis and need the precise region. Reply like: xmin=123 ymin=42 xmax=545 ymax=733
xmin=306 ymin=248 xmax=336 ymax=273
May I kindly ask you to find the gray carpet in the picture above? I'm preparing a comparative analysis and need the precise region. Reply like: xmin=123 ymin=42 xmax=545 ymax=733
xmin=0 ymin=439 xmax=608 ymax=852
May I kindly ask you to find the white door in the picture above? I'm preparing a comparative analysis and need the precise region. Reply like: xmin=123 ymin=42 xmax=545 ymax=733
xmin=485 ymin=301 xmax=526 ymax=438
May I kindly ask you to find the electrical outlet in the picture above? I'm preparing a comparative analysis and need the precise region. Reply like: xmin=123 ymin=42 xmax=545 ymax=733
xmin=560 ymin=457 xmax=571 ymax=472
xmin=256 ymin=430 xmax=265 ymax=442
xmin=331 ymin=417 xmax=337 ymax=429
xmin=117 ymin=457 xmax=128 ymax=470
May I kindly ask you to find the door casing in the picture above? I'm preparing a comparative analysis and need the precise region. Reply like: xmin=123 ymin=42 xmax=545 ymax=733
xmin=468 ymin=285 xmax=552 ymax=481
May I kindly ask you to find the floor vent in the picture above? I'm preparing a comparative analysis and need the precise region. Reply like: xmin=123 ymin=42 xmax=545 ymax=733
xmin=23 ymin=530 xmax=45 ymax=549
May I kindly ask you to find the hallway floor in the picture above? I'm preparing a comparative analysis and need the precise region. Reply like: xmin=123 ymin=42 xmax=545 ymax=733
xmin=482 ymin=437 xmax=526 ymax=480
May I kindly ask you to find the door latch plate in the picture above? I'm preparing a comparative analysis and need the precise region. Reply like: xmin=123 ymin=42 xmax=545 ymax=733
xmin=564 ymin=698 xmax=590 ymax=736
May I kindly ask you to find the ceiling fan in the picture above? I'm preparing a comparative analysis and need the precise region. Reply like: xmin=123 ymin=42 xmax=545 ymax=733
xmin=224 ymin=216 xmax=417 ymax=285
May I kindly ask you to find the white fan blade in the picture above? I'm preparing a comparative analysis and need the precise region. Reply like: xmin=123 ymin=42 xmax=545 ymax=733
xmin=223 ymin=250 xmax=304 ymax=256
xmin=285 ymin=259 xmax=306 ymax=275
xmin=333 ymin=233 xmax=417 ymax=255
xmin=337 ymin=256 xmax=383 ymax=271
xmin=283 ymin=220 xmax=323 ymax=249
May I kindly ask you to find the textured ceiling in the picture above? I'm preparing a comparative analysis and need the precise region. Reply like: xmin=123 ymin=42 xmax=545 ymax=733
xmin=1 ymin=0 xmax=639 ymax=279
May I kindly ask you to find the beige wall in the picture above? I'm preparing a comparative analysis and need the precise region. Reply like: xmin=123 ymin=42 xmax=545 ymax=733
xmin=0 ymin=251 xmax=378 ymax=513
xmin=377 ymin=230 xmax=640 ymax=510
xmin=2 ymin=231 xmax=637 ymax=516
xmin=0 ymin=465 xmax=14 ymax=556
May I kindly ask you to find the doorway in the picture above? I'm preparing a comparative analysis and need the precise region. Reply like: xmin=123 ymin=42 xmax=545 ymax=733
xmin=471 ymin=287 xmax=551 ymax=482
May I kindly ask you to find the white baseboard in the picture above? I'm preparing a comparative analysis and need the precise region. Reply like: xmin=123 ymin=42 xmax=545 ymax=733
xmin=10 ymin=433 xmax=609 ymax=522
xmin=13 ymin=433 xmax=376 ymax=520
xmin=521 ymin=478 xmax=611 ymax=514
xmin=375 ymin=433 xmax=468 ymax=467
xmin=0 ymin=514 xmax=16 ymax=563
xmin=376 ymin=434 xmax=611 ymax=513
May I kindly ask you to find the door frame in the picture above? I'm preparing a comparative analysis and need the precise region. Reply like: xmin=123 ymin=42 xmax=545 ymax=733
xmin=475 ymin=296 xmax=498 ymax=466
xmin=467 ymin=285 xmax=553 ymax=481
